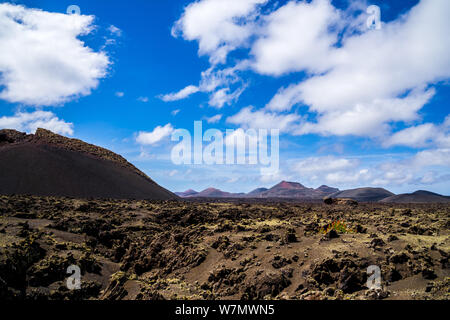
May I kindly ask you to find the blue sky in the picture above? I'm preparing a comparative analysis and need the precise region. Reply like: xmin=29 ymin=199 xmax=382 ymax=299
xmin=0 ymin=0 xmax=449 ymax=194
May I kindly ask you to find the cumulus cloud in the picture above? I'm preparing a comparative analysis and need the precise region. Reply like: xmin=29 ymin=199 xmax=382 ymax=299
xmin=169 ymin=0 xmax=450 ymax=152
xmin=386 ymin=115 xmax=450 ymax=148
xmin=0 ymin=111 xmax=73 ymax=135
xmin=293 ymin=156 xmax=359 ymax=175
xmin=251 ymin=0 xmax=340 ymax=76
xmin=294 ymin=88 xmax=436 ymax=137
xmin=0 ymin=4 xmax=110 ymax=106
xmin=159 ymin=85 xmax=200 ymax=102
xmin=287 ymin=155 xmax=370 ymax=186
xmin=413 ymin=148 xmax=450 ymax=167
xmin=325 ymin=169 xmax=372 ymax=185
xmin=267 ymin=0 xmax=450 ymax=138
xmin=227 ymin=106 xmax=300 ymax=132
xmin=383 ymin=123 xmax=438 ymax=148
xmin=136 ymin=123 xmax=174 ymax=145
xmin=371 ymin=149 xmax=450 ymax=186
xmin=172 ymin=0 xmax=267 ymax=64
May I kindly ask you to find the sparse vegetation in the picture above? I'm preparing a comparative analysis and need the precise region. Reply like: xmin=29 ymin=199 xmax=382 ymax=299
xmin=319 ymin=220 xmax=355 ymax=235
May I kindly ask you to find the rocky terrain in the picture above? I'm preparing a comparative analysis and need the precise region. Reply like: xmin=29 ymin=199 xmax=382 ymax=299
xmin=0 ymin=195 xmax=448 ymax=300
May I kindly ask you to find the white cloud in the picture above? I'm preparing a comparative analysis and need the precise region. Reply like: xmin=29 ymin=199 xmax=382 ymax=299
xmin=0 ymin=4 xmax=110 ymax=106
xmin=115 ymin=91 xmax=124 ymax=98
xmin=170 ymin=0 xmax=450 ymax=145
xmin=295 ymin=88 xmax=435 ymax=137
xmin=172 ymin=0 xmax=268 ymax=64
xmin=383 ymin=123 xmax=438 ymax=148
xmin=136 ymin=123 xmax=174 ymax=145
xmin=413 ymin=148 xmax=450 ymax=167
xmin=287 ymin=155 xmax=371 ymax=186
xmin=227 ymin=106 xmax=300 ymax=132
xmin=159 ymin=85 xmax=199 ymax=102
xmin=259 ymin=170 xmax=289 ymax=184
xmin=137 ymin=96 xmax=149 ymax=103
xmin=293 ymin=156 xmax=359 ymax=175
xmin=158 ymin=62 xmax=249 ymax=107
xmin=383 ymin=115 xmax=450 ymax=148
xmin=325 ymin=169 xmax=372 ymax=185
xmin=208 ymin=86 xmax=246 ymax=108
xmin=199 ymin=63 xmax=246 ymax=92
xmin=0 ymin=111 xmax=73 ymax=135
xmin=251 ymin=0 xmax=340 ymax=76
xmin=108 ymin=25 xmax=122 ymax=36
xmin=171 ymin=109 xmax=181 ymax=116
xmin=206 ymin=114 xmax=222 ymax=123
xmin=266 ymin=0 xmax=450 ymax=137
xmin=284 ymin=146 xmax=450 ymax=189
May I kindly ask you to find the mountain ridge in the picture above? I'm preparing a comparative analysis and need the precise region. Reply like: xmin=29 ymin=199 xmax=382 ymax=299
xmin=176 ymin=183 xmax=449 ymax=203
xmin=176 ymin=181 xmax=339 ymax=200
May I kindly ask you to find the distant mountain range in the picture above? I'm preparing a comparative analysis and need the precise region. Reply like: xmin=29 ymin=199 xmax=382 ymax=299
xmin=176 ymin=181 xmax=338 ymax=200
xmin=176 ymin=181 xmax=450 ymax=203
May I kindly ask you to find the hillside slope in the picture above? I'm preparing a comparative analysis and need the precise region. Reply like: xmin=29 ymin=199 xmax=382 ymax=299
xmin=328 ymin=187 xmax=394 ymax=202
xmin=0 ymin=129 xmax=177 ymax=200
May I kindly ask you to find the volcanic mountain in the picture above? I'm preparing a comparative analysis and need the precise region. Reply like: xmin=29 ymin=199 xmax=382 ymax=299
xmin=0 ymin=128 xmax=177 ymax=200
xmin=193 ymin=188 xmax=245 ymax=198
xmin=380 ymin=190 xmax=450 ymax=203
xmin=328 ymin=187 xmax=394 ymax=202
xmin=175 ymin=189 xmax=199 ymax=197
xmin=247 ymin=187 xmax=269 ymax=197
xmin=255 ymin=181 xmax=339 ymax=199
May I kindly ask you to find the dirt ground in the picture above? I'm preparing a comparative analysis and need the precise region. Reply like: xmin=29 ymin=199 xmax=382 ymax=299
xmin=0 ymin=195 xmax=448 ymax=300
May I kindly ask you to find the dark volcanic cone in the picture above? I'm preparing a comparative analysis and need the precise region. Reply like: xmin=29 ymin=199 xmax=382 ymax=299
xmin=0 ymin=128 xmax=177 ymax=200
xmin=328 ymin=187 xmax=394 ymax=202
xmin=380 ymin=190 xmax=450 ymax=203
